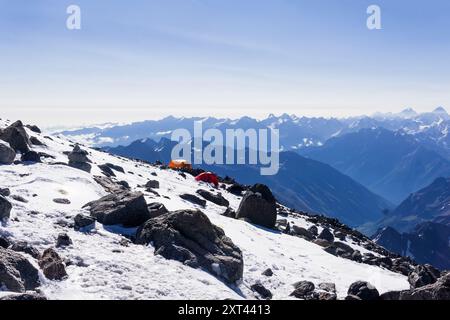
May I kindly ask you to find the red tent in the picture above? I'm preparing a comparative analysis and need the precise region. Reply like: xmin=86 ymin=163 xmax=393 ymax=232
xmin=195 ymin=172 xmax=219 ymax=187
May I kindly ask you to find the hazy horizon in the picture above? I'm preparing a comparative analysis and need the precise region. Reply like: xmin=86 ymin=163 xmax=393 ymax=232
xmin=1 ymin=0 xmax=450 ymax=126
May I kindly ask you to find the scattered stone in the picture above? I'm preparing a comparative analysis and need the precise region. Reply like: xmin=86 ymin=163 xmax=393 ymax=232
xmin=53 ymin=198 xmax=71 ymax=205
xmin=11 ymin=194 xmax=28 ymax=203
xmin=318 ymin=282 xmax=336 ymax=293
xmin=56 ymin=233 xmax=73 ymax=247
xmin=0 ymin=188 xmax=10 ymax=197
xmin=290 ymin=281 xmax=315 ymax=299
xmin=117 ymin=180 xmax=130 ymax=189
xmin=98 ymin=164 xmax=116 ymax=177
xmin=10 ymin=241 xmax=41 ymax=259
xmin=226 ymin=183 xmax=246 ymax=196
xmin=318 ymin=228 xmax=334 ymax=242
xmin=196 ymin=189 xmax=229 ymax=207
xmin=29 ymin=136 xmax=45 ymax=146
xmin=84 ymin=191 xmax=150 ymax=227
xmin=94 ymin=176 xmax=126 ymax=194
xmin=136 ymin=209 xmax=244 ymax=284
xmin=262 ymin=268 xmax=274 ymax=277
xmin=0 ymin=247 xmax=40 ymax=292
xmin=291 ymin=225 xmax=315 ymax=241
xmin=74 ymin=214 xmax=95 ymax=230
xmin=179 ymin=193 xmax=207 ymax=207
xmin=347 ymin=281 xmax=380 ymax=300
xmin=38 ymin=248 xmax=67 ymax=280
xmin=104 ymin=163 xmax=125 ymax=173
xmin=147 ymin=202 xmax=169 ymax=218
xmin=313 ymin=238 xmax=332 ymax=247
xmin=0 ymin=195 xmax=12 ymax=221
xmin=308 ymin=225 xmax=318 ymax=236
xmin=25 ymin=124 xmax=41 ymax=133
xmin=236 ymin=184 xmax=277 ymax=229
xmin=21 ymin=151 xmax=41 ymax=163
xmin=145 ymin=180 xmax=160 ymax=189
xmin=0 ymin=141 xmax=16 ymax=164
xmin=221 ymin=207 xmax=236 ymax=219
xmin=0 ymin=236 xmax=10 ymax=248
xmin=251 ymin=283 xmax=272 ymax=300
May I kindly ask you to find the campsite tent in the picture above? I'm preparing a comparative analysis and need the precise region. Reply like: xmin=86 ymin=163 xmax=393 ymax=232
xmin=168 ymin=159 xmax=192 ymax=170
xmin=195 ymin=172 xmax=219 ymax=187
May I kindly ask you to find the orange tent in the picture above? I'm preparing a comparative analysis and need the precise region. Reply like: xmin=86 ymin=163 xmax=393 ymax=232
xmin=168 ymin=159 xmax=192 ymax=170
xmin=195 ymin=172 xmax=219 ymax=187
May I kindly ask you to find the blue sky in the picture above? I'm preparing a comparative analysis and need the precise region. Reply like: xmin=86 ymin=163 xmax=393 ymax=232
xmin=0 ymin=0 xmax=449 ymax=126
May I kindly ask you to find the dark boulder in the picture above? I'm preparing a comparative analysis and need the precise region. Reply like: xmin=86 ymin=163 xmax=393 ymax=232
xmin=0 ymin=121 xmax=30 ymax=153
xmin=147 ymin=202 xmax=169 ymax=218
xmin=291 ymin=225 xmax=315 ymax=241
xmin=84 ymin=191 xmax=150 ymax=227
xmin=0 ymin=141 xmax=16 ymax=164
xmin=221 ymin=207 xmax=236 ymax=219
xmin=0 ymin=188 xmax=10 ymax=197
xmin=68 ymin=145 xmax=91 ymax=173
xmin=251 ymin=283 xmax=272 ymax=300
xmin=318 ymin=228 xmax=334 ymax=242
xmin=0 ymin=195 xmax=12 ymax=221
xmin=226 ymin=183 xmax=246 ymax=196
xmin=98 ymin=164 xmax=116 ymax=177
xmin=135 ymin=209 xmax=244 ymax=284
xmin=53 ymin=198 xmax=71 ymax=205
xmin=179 ymin=193 xmax=206 ymax=207
xmin=290 ymin=281 xmax=315 ymax=299
xmin=262 ymin=268 xmax=273 ymax=277
xmin=0 ymin=247 xmax=40 ymax=292
xmin=196 ymin=189 xmax=229 ymax=207
xmin=347 ymin=281 xmax=380 ymax=300
xmin=56 ymin=233 xmax=73 ymax=247
xmin=21 ymin=151 xmax=41 ymax=163
xmin=0 ymin=236 xmax=10 ymax=248
xmin=104 ymin=163 xmax=125 ymax=173
xmin=38 ymin=248 xmax=67 ymax=280
xmin=402 ymin=272 xmax=450 ymax=300
xmin=74 ymin=214 xmax=95 ymax=230
xmin=145 ymin=180 xmax=160 ymax=189
xmin=236 ymin=184 xmax=277 ymax=229
xmin=408 ymin=264 xmax=441 ymax=289
xmin=25 ymin=124 xmax=41 ymax=133
xmin=29 ymin=136 xmax=45 ymax=146
xmin=308 ymin=225 xmax=318 ymax=236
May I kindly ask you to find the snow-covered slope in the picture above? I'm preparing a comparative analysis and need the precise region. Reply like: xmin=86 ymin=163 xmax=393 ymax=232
xmin=0 ymin=118 xmax=409 ymax=300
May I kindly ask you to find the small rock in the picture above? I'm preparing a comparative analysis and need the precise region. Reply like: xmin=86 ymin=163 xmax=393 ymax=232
xmin=290 ymin=281 xmax=315 ymax=299
xmin=0 ymin=235 xmax=10 ymax=248
xmin=38 ymin=248 xmax=67 ymax=280
xmin=291 ymin=225 xmax=315 ymax=241
xmin=145 ymin=180 xmax=160 ymax=189
xmin=56 ymin=233 xmax=73 ymax=247
xmin=10 ymin=241 xmax=40 ymax=259
xmin=53 ymin=198 xmax=71 ymax=205
xmin=318 ymin=228 xmax=334 ymax=242
xmin=147 ymin=202 xmax=169 ymax=218
xmin=251 ymin=283 xmax=272 ymax=300
xmin=98 ymin=164 xmax=116 ymax=177
xmin=179 ymin=193 xmax=207 ymax=207
xmin=21 ymin=151 xmax=41 ymax=163
xmin=0 ymin=140 xmax=16 ymax=164
xmin=221 ymin=207 xmax=236 ymax=219
xmin=262 ymin=268 xmax=274 ymax=277
xmin=196 ymin=189 xmax=229 ymax=207
xmin=308 ymin=225 xmax=318 ymax=236
xmin=0 ymin=188 xmax=10 ymax=197
xmin=74 ymin=214 xmax=95 ymax=230
xmin=0 ymin=195 xmax=12 ymax=221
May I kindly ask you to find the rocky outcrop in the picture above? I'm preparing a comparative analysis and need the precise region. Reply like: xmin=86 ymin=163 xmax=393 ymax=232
xmin=135 ymin=209 xmax=244 ymax=284
xmin=236 ymin=184 xmax=277 ymax=229
xmin=408 ymin=264 xmax=441 ymax=289
xmin=346 ymin=281 xmax=380 ymax=300
xmin=0 ymin=141 xmax=16 ymax=164
xmin=38 ymin=248 xmax=67 ymax=280
xmin=0 ymin=247 xmax=40 ymax=292
xmin=196 ymin=189 xmax=229 ymax=207
xmin=0 ymin=195 xmax=12 ymax=221
xmin=0 ymin=121 xmax=30 ymax=154
xmin=68 ymin=145 xmax=92 ymax=173
xmin=84 ymin=191 xmax=150 ymax=227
